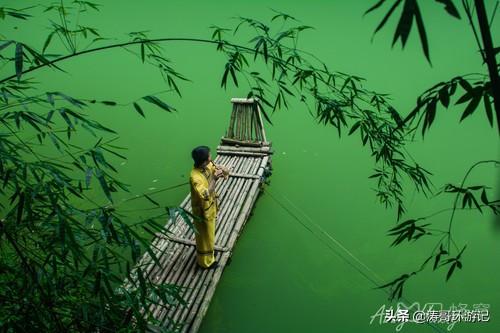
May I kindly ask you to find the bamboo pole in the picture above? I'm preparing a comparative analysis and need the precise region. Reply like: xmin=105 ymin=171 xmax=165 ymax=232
xmin=186 ymin=252 xmax=230 ymax=333
xmin=249 ymin=104 xmax=255 ymax=141
xmin=158 ymin=235 xmax=229 ymax=252
xmin=214 ymin=158 xmax=250 ymax=237
xmin=151 ymin=244 xmax=193 ymax=319
xmin=217 ymin=158 xmax=255 ymax=245
xmin=213 ymin=167 xmax=246 ymax=235
xmin=228 ymin=172 xmax=260 ymax=179
xmin=253 ymin=104 xmax=262 ymax=142
xmin=157 ymin=252 xmax=198 ymax=325
xmin=241 ymin=104 xmax=245 ymax=141
xmin=227 ymin=104 xmax=236 ymax=138
xmin=160 ymin=250 xmax=202 ymax=325
xmin=216 ymin=150 xmax=269 ymax=157
xmin=169 ymin=250 xmax=222 ymax=327
xmin=236 ymin=104 xmax=242 ymax=140
xmin=177 ymin=252 xmax=226 ymax=332
xmin=225 ymin=156 xmax=269 ymax=248
xmin=218 ymin=178 xmax=253 ymax=247
xmin=220 ymin=137 xmax=269 ymax=147
xmin=214 ymin=176 xmax=246 ymax=239
xmin=149 ymin=246 xmax=188 ymax=319
xmin=154 ymin=247 xmax=196 ymax=323
xmin=219 ymin=157 xmax=266 ymax=247
xmin=230 ymin=98 xmax=255 ymax=104
xmin=255 ymin=103 xmax=267 ymax=143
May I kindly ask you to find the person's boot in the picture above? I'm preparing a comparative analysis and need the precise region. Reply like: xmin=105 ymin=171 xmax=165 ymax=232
xmin=208 ymin=260 xmax=219 ymax=269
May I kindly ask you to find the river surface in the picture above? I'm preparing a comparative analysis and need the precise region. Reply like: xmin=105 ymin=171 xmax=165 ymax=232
xmin=2 ymin=1 xmax=498 ymax=332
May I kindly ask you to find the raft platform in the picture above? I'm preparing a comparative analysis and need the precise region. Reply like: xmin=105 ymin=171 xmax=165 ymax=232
xmin=134 ymin=98 xmax=272 ymax=332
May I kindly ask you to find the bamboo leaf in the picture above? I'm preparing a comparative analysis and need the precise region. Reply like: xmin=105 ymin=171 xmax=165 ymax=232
xmin=392 ymin=0 xmax=416 ymax=48
xmin=438 ymin=85 xmax=450 ymax=108
xmin=348 ymin=121 xmax=361 ymax=136
xmin=96 ymin=169 xmax=112 ymax=202
xmin=131 ymin=102 xmax=145 ymax=118
xmin=364 ymin=0 xmax=387 ymax=16
xmin=446 ymin=262 xmax=457 ymax=281
xmin=0 ymin=40 xmax=14 ymax=52
xmin=142 ymin=95 xmax=176 ymax=112
xmin=435 ymin=0 xmax=461 ymax=19
xmin=85 ymin=167 xmax=93 ymax=188
xmin=460 ymin=92 xmax=482 ymax=121
xmin=372 ymin=0 xmax=403 ymax=35
xmin=458 ymin=77 xmax=473 ymax=93
xmin=93 ymin=270 xmax=101 ymax=294
xmin=413 ymin=1 xmax=430 ymax=63
xmin=258 ymin=103 xmax=273 ymax=125
xmin=144 ymin=194 xmax=160 ymax=207
xmin=483 ymin=94 xmax=493 ymax=127
xmin=15 ymin=43 xmax=23 ymax=81
xmin=42 ymin=31 xmax=56 ymax=54
xmin=480 ymin=188 xmax=488 ymax=205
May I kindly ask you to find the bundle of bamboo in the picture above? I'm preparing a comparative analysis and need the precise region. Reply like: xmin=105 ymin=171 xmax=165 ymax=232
xmin=224 ymin=98 xmax=268 ymax=145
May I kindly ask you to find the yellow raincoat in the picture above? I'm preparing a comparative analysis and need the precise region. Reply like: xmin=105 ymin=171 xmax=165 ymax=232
xmin=190 ymin=162 xmax=218 ymax=268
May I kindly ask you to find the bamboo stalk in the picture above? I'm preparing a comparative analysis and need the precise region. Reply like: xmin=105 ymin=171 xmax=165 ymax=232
xmin=236 ymin=104 xmax=242 ymax=140
xmin=218 ymin=178 xmax=252 ymax=247
xmin=254 ymin=104 xmax=262 ymax=141
xmin=217 ymin=159 xmax=254 ymax=245
xmin=249 ymin=104 xmax=255 ymax=140
xmin=154 ymin=248 xmax=196 ymax=323
xmin=186 ymin=252 xmax=230 ymax=333
xmin=158 ymin=235 xmax=229 ymax=252
xmin=160 ymin=250 xmax=202 ymax=323
xmin=158 ymin=253 xmax=199 ymax=325
xmin=247 ymin=104 xmax=252 ymax=141
xmin=148 ymin=245 xmax=187 ymax=318
xmin=214 ymin=169 xmax=246 ymax=233
xmin=225 ymin=156 xmax=269 ymax=248
xmin=219 ymin=157 xmax=265 ymax=246
xmin=243 ymin=104 xmax=248 ymax=141
xmin=239 ymin=104 xmax=245 ymax=140
xmin=255 ymin=103 xmax=267 ymax=143
xmin=169 ymin=250 xmax=220 ymax=327
xmin=178 ymin=253 xmax=225 ymax=332
xmin=217 ymin=150 xmax=269 ymax=157
xmin=244 ymin=104 xmax=249 ymax=140
xmin=215 ymin=160 xmax=250 ymax=236
xmin=220 ymin=137 xmax=269 ymax=147
xmin=228 ymin=172 xmax=260 ymax=179
xmin=230 ymin=98 xmax=255 ymax=104
xmin=214 ymin=176 xmax=246 ymax=239
xmin=151 ymin=244 xmax=193 ymax=319
xmin=227 ymin=104 xmax=236 ymax=138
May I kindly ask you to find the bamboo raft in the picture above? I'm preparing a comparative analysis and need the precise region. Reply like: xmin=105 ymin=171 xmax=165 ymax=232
xmin=133 ymin=98 xmax=272 ymax=332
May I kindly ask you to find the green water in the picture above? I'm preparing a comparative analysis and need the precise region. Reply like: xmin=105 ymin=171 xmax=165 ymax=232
xmin=2 ymin=1 xmax=499 ymax=332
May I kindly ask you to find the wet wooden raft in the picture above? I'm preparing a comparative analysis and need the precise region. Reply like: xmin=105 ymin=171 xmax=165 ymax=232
xmin=134 ymin=98 xmax=272 ymax=332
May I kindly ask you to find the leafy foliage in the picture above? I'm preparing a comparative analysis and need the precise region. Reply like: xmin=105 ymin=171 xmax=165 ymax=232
xmin=210 ymin=15 xmax=433 ymax=220
xmin=366 ymin=0 xmax=499 ymax=301
xmin=0 ymin=0 xmax=466 ymax=329
xmin=0 ymin=4 xmax=193 ymax=332
xmin=379 ymin=160 xmax=499 ymax=301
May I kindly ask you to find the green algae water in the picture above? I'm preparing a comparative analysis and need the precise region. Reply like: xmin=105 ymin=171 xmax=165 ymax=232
xmin=1 ymin=1 xmax=498 ymax=332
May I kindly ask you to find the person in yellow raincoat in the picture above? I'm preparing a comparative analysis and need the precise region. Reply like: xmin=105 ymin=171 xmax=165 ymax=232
xmin=190 ymin=146 xmax=229 ymax=269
